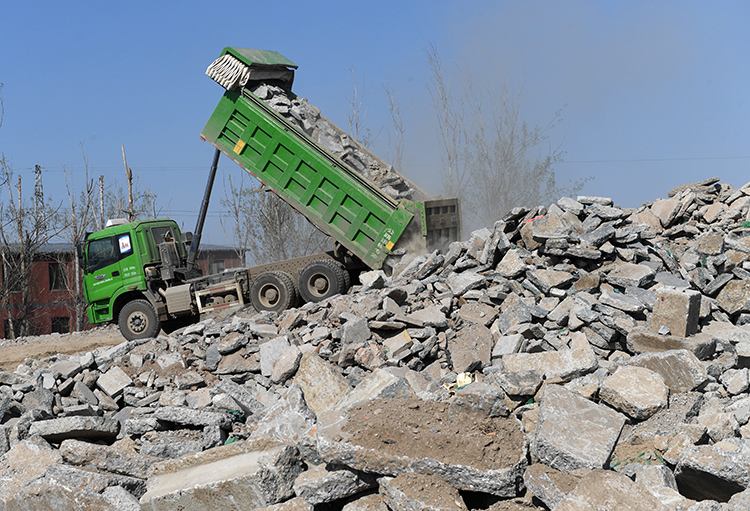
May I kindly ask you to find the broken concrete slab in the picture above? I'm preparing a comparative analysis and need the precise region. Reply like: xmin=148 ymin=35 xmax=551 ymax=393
xmin=527 ymin=268 xmax=575 ymax=293
xmin=555 ymin=470 xmax=669 ymax=511
xmin=215 ymin=379 xmax=265 ymax=417
xmin=49 ymin=358 xmax=82 ymax=379
xmin=606 ymin=262 xmax=656 ymax=288
xmin=28 ymin=416 xmax=119 ymax=443
xmin=599 ymin=366 xmax=669 ymax=420
xmin=675 ymin=438 xmax=750 ymax=502
xmin=407 ymin=305 xmax=448 ymax=329
xmin=359 ymin=270 xmax=386 ymax=290
xmin=335 ymin=368 xmax=414 ymax=411
xmin=0 ymin=437 xmax=62 ymax=505
xmin=316 ymin=398 xmax=527 ymax=497
xmin=489 ymin=369 xmax=543 ymax=397
xmin=717 ymin=280 xmax=750 ymax=315
xmin=260 ymin=336 xmax=291 ymax=377
xmin=140 ymin=441 xmax=303 ymax=510
xmin=522 ymin=463 xmax=582 ymax=509
xmin=492 ymin=333 xmax=524 ymax=358
xmin=293 ymin=353 xmax=350 ymax=417
xmin=626 ymin=327 xmax=716 ymax=359
xmin=650 ymin=286 xmax=701 ymax=337
xmin=451 ymin=381 xmax=510 ymax=417
xmin=379 ymin=473 xmax=468 ymax=511
xmin=96 ymin=366 xmax=133 ymax=398
xmin=342 ymin=317 xmax=371 ymax=345
xmin=650 ymin=197 xmax=681 ymax=227
xmin=501 ymin=333 xmax=598 ymax=384
xmin=721 ymin=368 xmax=750 ymax=395
xmin=627 ymin=349 xmax=709 ymax=392
xmin=249 ymin=386 xmax=317 ymax=462
xmin=59 ymin=438 xmax=156 ymax=479
xmin=458 ymin=302 xmax=498 ymax=326
xmin=342 ymin=494 xmax=389 ymax=511
xmin=271 ymin=346 xmax=302 ymax=384
xmin=496 ymin=249 xmax=526 ymax=278
xmin=293 ymin=464 xmax=372 ymax=505
xmin=599 ymin=288 xmax=646 ymax=313
xmin=6 ymin=464 xmax=144 ymax=510
xmin=448 ymin=323 xmax=493 ymax=372
xmin=152 ymin=407 xmax=232 ymax=429
xmin=703 ymin=321 xmax=750 ymax=346
xmin=102 ymin=486 xmax=141 ymax=511
xmin=534 ymin=385 xmax=626 ymax=471
xmin=383 ymin=330 xmax=413 ymax=361
xmin=446 ymin=271 xmax=484 ymax=295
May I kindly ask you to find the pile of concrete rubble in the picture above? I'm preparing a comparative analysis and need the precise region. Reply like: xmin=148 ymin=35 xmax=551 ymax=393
xmin=247 ymin=83 xmax=424 ymax=201
xmin=2 ymin=177 xmax=750 ymax=510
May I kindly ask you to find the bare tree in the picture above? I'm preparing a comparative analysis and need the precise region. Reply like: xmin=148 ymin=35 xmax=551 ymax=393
xmin=427 ymin=45 xmax=469 ymax=199
xmin=384 ymin=86 xmax=405 ymax=170
xmin=221 ymin=174 xmax=328 ymax=266
xmin=54 ymin=149 xmax=97 ymax=331
xmin=97 ymin=146 xmax=160 ymax=221
xmin=347 ymin=69 xmax=374 ymax=149
xmin=104 ymin=181 xmax=158 ymax=221
xmin=427 ymin=46 xmax=582 ymax=231
xmin=0 ymin=160 xmax=64 ymax=337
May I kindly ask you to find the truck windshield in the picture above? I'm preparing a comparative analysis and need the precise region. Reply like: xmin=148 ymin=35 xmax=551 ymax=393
xmin=86 ymin=237 xmax=117 ymax=273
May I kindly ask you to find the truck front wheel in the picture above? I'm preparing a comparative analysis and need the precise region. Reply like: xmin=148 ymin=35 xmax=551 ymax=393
xmin=249 ymin=271 xmax=297 ymax=313
xmin=118 ymin=299 xmax=161 ymax=340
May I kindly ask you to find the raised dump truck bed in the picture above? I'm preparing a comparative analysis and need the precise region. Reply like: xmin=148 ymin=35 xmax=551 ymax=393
xmin=202 ymin=48 xmax=460 ymax=271
xmin=202 ymin=90 xmax=415 ymax=270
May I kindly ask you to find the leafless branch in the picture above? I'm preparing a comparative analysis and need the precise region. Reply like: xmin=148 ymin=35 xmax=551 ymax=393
xmin=384 ymin=86 xmax=405 ymax=171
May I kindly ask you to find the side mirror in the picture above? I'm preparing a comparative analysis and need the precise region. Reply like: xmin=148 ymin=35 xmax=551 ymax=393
xmin=183 ymin=232 xmax=193 ymax=245
xmin=76 ymin=243 xmax=85 ymax=270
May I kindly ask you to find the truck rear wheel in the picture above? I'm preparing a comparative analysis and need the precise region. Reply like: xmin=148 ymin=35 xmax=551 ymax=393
xmin=118 ymin=299 xmax=161 ymax=340
xmin=250 ymin=271 xmax=297 ymax=313
xmin=298 ymin=260 xmax=349 ymax=303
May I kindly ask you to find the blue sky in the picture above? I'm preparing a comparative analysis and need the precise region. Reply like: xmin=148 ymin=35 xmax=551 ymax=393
xmin=1 ymin=1 xmax=748 ymax=244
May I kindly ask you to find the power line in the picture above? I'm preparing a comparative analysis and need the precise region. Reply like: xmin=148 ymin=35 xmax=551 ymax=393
xmin=560 ymin=155 xmax=750 ymax=164
xmin=10 ymin=154 xmax=750 ymax=173
xmin=11 ymin=165 xmax=220 ymax=174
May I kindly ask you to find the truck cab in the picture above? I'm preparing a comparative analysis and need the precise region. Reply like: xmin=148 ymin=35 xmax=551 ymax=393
xmin=82 ymin=218 xmax=196 ymax=339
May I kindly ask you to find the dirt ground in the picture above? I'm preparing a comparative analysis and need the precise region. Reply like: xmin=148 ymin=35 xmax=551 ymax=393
xmin=388 ymin=473 xmax=466 ymax=507
xmin=0 ymin=307 xmax=242 ymax=372
xmin=343 ymin=398 xmax=525 ymax=469
xmin=0 ymin=326 xmax=123 ymax=371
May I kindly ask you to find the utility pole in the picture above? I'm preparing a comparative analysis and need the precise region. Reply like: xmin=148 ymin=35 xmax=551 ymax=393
xmin=33 ymin=165 xmax=44 ymax=235
xmin=98 ymin=175 xmax=105 ymax=228
xmin=121 ymin=145 xmax=134 ymax=221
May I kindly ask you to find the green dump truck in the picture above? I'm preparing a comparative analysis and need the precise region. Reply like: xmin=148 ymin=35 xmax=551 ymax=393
xmin=80 ymin=48 xmax=460 ymax=340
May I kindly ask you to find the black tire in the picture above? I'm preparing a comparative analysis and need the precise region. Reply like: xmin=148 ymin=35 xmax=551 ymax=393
xmin=118 ymin=299 xmax=161 ymax=340
xmin=161 ymin=313 xmax=199 ymax=335
xmin=249 ymin=271 xmax=297 ymax=313
xmin=298 ymin=260 xmax=349 ymax=303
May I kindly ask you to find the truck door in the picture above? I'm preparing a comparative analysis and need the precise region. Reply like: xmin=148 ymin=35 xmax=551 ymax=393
xmin=83 ymin=233 xmax=135 ymax=305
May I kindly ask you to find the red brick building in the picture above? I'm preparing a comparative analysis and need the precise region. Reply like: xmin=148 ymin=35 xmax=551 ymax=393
xmin=0 ymin=244 xmax=243 ymax=338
